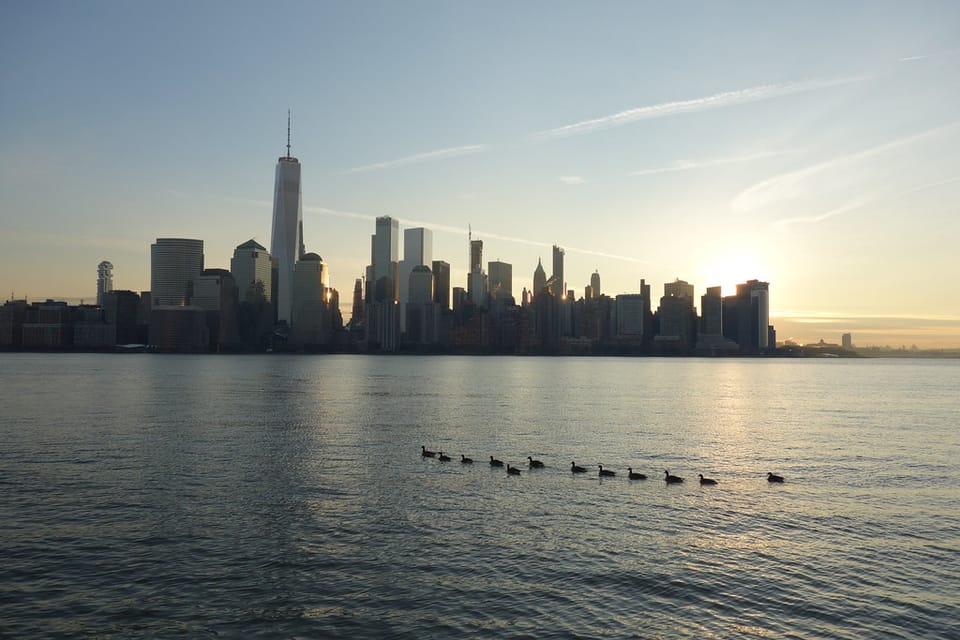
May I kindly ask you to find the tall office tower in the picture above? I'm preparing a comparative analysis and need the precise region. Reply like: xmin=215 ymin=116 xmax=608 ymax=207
xmin=369 ymin=216 xmax=399 ymax=302
xmin=231 ymin=240 xmax=272 ymax=303
xmin=351 ymin=277 xmax=364 ymax=326
xmin=408 ymin=265 xmax=434 ymax=303
xmin=722 ymin=280 xmax=770 ymax=351
xmin=533 ymin=258 xmax=547 ymax=296
xmin=700 ymin=286 xmax=723 ymax=336
xmin=467 ymin=235 xmax=486 ymax=304
xmin=664 ymin=278 xmax=694 ymax=300
xmin=488 ymin=260 xmax=512 ymax=301
xmin=150 ymin=238 xmax=204 ymax=305
xmin=97 ymin=261 xmax=114 ymax=306
xmin=270 ymin=113 xmax=304 ymax=324
xmin=552 ymin=245 xmax=565 ymax=298
xmin=398 ymin=227 xmax=433 ymax=332
xmin=590 ymin=270 xmax=601 ymax=299
xmin=431 ymin=260 xmax=450 ymax=309
xmin=291 ymin=253 xmax=328 ymax=323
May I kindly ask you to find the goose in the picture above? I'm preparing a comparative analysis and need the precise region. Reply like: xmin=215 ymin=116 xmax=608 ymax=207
xmin=489 ymin=456 xmax=504 ymax=467
xmin=527 ymin=456 xmax=545 ymax=469
xmin=627 ymin=468 xmax=647 ymax=480
xmin=460 ymin=455 xmax=473 ymax=464
xmin=698 ymin=473 xmax=718 ymax=485
xmin=767 ymin=472 xmax=785 ymax=483
xmin=437 ymin=452 xmax=451 ymax=462
xmin=598 ymin=464 xmax=616 ymax=477
xmin=507 ymin=464 xmax=522 ymax=475
xmin=664 ymin=470 xmax=684 ymax=484
xmin=421 ymin=446 xmax=436 ymax=457
xmin=571 ymin=461 xmax=587 ymax=473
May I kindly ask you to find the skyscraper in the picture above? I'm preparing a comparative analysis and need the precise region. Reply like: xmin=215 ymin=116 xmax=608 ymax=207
xmin=533 ymin=258 xmax=547 ymax=296
xmin=488 ymin=260 xmax=512 ymax=301
xmin=432 ymin=260 xmax=450 ymax=309
xmin=369 ymin=216 xmax=399 ymax=302
xmin=399 ymin=227 xmax=433 ymax=332
xmin=270 ymin=113 xmax=304 ymax=324
xmin=150 ymin=238 xmax=204 ymax=306
xmin=230 ymin=240 xmax=272 ymax=303
xmin=552 ymin=245 xmax=565 ymax=298
xmin=97 ymin=261 xmax=114 ymax=306
xmin=590 ymin=270 xmax=601 ymax=299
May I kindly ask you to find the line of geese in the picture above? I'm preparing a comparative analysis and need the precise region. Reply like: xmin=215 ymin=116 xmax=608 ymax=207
xmin=421 ymin=446 xmax=785 ymax=484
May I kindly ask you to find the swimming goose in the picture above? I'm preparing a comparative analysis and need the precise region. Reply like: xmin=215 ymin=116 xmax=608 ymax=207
xmin=598 ymin=465 xmax=616 ymax=477
xmin=664 ymin=470 xmax=684 ymax=484
xmin=507 ymin=464 xmax=522 ymax=475
xmin=527 ymin=456 xmax=545 ymax=468
xmin=437 ymin=452 xmax=451 ymax=462
xmin=489 ymin=456 xmax=504 ymax=467
xmin=767 ymin=472 xmax=785 ymax=483
xmin=698 ymin=473 xmax=718 ymax=485
xmin=421 ymin=446 xmax=436 ymax=457
xmin=627 ymin=468 xmax=647 ymax=480
xmin=571 ymin=461 xmax=587 ymax=473
xmin=460 ymin=454 xmax=473 ymax=464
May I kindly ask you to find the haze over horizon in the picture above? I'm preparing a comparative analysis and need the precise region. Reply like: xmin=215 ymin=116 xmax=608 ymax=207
xmin=2 ymin=2 xmax=958 ymax=348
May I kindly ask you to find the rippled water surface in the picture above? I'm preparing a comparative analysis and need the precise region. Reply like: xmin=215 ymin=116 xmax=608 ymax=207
xmin=2 ymin=354 xmax=958 ymax=638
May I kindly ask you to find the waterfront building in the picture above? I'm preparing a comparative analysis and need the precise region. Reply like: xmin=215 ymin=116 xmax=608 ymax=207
xmin=231 ymin=240 xmax=272 ymax=303
xmin=150 ymin=238 xmax=204 ymax=306
xmin=723 ymin=280 xmax=771 ymax=352
xmin=589 ymin=270 xmax=601 ymax=299
xmin=191 ymin=269 xmax=241 ymax=351
xmin=96 ymin=261 xmax=113 ymax=306
xmin=269 ymin=114 xmax=304 ymax=325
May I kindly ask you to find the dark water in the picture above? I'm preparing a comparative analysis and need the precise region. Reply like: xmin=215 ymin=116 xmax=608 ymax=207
xmin=2 ymin=354 xmax=958 ymax=638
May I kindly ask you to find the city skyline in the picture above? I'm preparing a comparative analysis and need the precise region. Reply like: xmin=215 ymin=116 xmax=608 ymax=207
xmin=2 ymin=3 xmax=959 ymax=347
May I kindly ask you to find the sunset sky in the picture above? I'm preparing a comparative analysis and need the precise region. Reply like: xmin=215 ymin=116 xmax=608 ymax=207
xmin=2 ymin=2 xmax=958 ymax=347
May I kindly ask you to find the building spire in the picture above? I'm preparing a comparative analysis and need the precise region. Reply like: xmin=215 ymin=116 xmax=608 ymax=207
xmin=286 ymin=110 xmax=292 ymax=158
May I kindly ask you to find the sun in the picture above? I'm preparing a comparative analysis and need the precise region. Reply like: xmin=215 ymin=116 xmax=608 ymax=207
xmin=702 ymin=252 xmax=767 ymax=297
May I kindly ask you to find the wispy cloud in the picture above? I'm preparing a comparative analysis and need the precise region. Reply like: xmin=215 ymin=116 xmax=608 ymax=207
xmin=773 ymin=175 xmax=960 ymax=228
xmin=629 ymin=150 xmax=797 ymax=177
xmin=732 ymin=122 xmax=960 ymax=214
xmin=303 ymin=206 xmax=646 ymax=264
xmin=559 ymin=175 xmax=585 ymax=185
xmin=345 ymin=144 xmax=488 ymax=173
xmin=532 ymin=76 xmax=863 ymax=140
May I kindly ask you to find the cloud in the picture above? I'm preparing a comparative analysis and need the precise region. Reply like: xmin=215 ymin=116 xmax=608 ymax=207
xmin=732 ymin=122 xmax=960 ymax=214
xmin=629 ymin=150 xmax=797 ymax=177
xmin=559 ymin=176 xmax=585 ymax=185
xmin=345 ymin=144 xmax=488 ymax=173
xmin=532 ymin=76 xmax=863 ymax=140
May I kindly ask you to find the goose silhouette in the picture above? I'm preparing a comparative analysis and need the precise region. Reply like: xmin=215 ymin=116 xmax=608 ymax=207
xmin=698 ymin=473 xmax=717 ymax=485
xmin=598 ymin=465 xmax=616 ymax=477
xmin=628 ymin=468 xmax=647 ymax=480
xmin=664 ymin=470 xmax=684 ymax=484
xmin=527 ymin=456 xmax=545 ymax=468
xmin=437 ymin=452 xmax=451 ymax=462
xmin=460 ymin=454 xmax=473 ymax=464
xmin=767 ymin=472 xmax=785 ymax=483
xmin=489 ymin=456 xmax=504 ymax=467
xmin=421 ymin=446 xmax=436 ymax=458
xmin=571 ymin=461 xmax=587 ymax=473
xmin=507 ymin=464 xmax=522 ymax=475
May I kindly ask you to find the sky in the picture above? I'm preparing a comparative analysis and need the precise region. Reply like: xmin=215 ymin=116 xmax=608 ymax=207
xmin=2 ymin=1 xmax=959 ymax=348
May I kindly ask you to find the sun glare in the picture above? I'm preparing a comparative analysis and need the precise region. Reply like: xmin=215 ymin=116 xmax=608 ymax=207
xmin=703 ymin=253 xmax=767 ymax=297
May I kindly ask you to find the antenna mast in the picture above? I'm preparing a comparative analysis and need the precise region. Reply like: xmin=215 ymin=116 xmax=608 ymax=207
xmin=286 ymin=110 xmax=291 ymax=158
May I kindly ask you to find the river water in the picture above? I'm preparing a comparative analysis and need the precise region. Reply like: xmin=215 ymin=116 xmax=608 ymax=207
xmin=1 ymin=354 xmax=958 ymax=638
